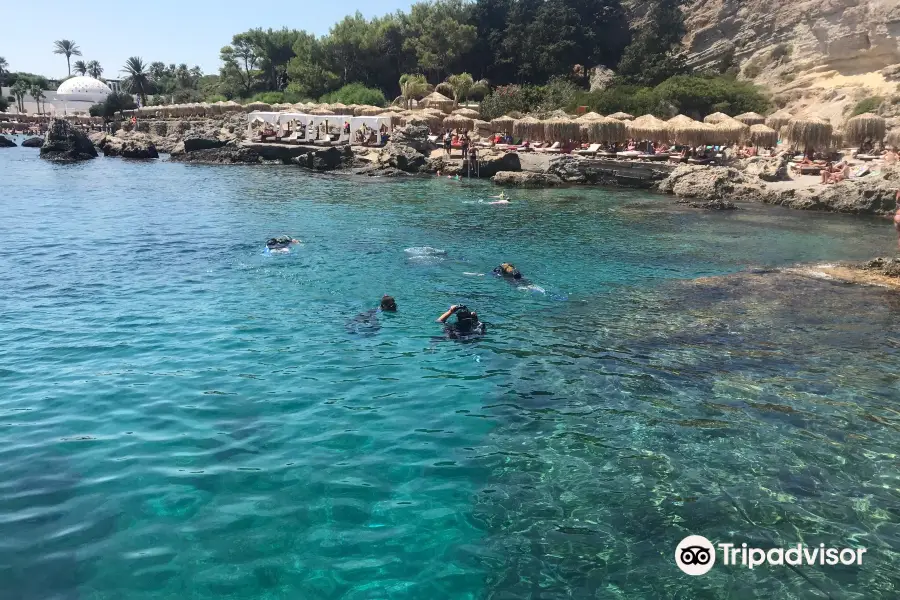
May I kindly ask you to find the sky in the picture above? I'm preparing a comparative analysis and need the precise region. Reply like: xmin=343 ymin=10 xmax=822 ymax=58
xmin=3 ymin=0 xmax=418 ymax=80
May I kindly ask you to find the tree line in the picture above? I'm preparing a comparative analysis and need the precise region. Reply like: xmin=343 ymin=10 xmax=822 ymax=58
xmin=215 ymin=0 xmax=689 ymax=103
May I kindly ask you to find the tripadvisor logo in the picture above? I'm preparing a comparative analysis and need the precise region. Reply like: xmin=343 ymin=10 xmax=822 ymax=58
xmin=675 ymin=535 xmax=867 ymax=576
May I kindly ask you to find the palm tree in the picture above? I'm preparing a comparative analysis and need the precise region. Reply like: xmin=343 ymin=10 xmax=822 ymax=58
xmin=0 ymin=57 xmax=8 ymax=75
xmin=149 ymin=61 xmax=167 ymax=80
xmin=446 ymin=73 xmax=474 ymax=107
xmin=175 ymin=63 xmax=191 ymax=89
xmin=399 ymin=73 xmax=429 ymax=109
xmin=10 ymin=80 xmax=29 ymax=113
xmin=29 ymin=84 xmax=46 ymax=114
xmin=73 ymin=60 xmax=88 ymax=76
xmin=53 ymin=39 xmax=82 ymax=76
xmin=87 ymin=60 xmax=103 ymax=79
xmin=122 ymin=56 xmax=152 ymax=104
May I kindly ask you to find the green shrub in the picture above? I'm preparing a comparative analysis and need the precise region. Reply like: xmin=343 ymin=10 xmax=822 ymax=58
xmin=319 ymin=83 xmax=386 ymax=107
xmin=850 ymin=96 xmax=884 ymax=116
xmin=89 ymin=91 xmax=137 ymax=120
xmin=479 ymin=85 xmax=545 ymax=120
xmin=568 ymin=74 xmax=770 ymax=119
xmin=249 ymin=91 xmax=287 ymax=105
xmin=205 ymin=94 xmax=227 ymax=103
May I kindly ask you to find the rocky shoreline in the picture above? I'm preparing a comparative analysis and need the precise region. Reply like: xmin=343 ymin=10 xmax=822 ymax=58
xmin=72 ymin=115 xmax=899 ymax=216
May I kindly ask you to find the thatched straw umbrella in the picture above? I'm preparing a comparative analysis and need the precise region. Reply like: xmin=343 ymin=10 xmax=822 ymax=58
xmin=328 ymin=102 xmax=349 ymax=113
xmin=453 ymin=107 xmax=480 ymax=119
xmin=765 ymin=110 xmax=792 ymax=132
xmin=245 ymin=101 xmax=272 ymax=112
xmin=734 ymin=112 xmax=765 ymax=126
xmin=223 ymin=100 xmax=242 ymax=113
xmin=713 ymin=118 xmax=749 ymax=144
xmin=844 ymin=112 xmax=886 ymax=145
xmin=703 ymin=112 xmax=731 ymax=124
xmin=607 ymin=112 xmax=635 ymax=121
xmin=422 ymin=92 xmax=454 ymax=113
xmin=357 ymin=106 xmax=383 ymax=116
xmin=577 ymin=111 xmax=605 ymax=121
xmin=272 ymin=103 xmax=291 ymax=112
xmin=748 ymin=124 xmax=778 ymax=148
xmin=627 ymin=114 xmax=668 ymax=142
xmin=490 ymin=115 xmax=516 ymax=133
xmin=580 ymin=116 xmax=627 ymax=143
xmin=308 ymin=107 xmax=336 ymax=116
xmin=784 ymin=117 xmax=833 ymax=150
xmin=513 ymin=116 xmax=545 ymax=141
xmin=474 ymin=119 xmax=494 ymax=136
xmin=666 ymin=114 xmax=713 ymax=146
xmin=830 ymin=129 xmax=844 ymax=150
xmin=443 ymin=114 xmax=475 ymax=131
xmin=885 ymin=128 xmax=900 ymax=149
xmin=543 ymin=117 xmax=580 ymax=143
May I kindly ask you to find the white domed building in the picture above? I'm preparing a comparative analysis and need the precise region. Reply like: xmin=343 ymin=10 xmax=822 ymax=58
xmin=52 ymin=76 xmax=114 ymax=115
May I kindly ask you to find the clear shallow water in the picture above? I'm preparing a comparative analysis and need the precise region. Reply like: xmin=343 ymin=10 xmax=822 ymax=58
xmin=1 ymin=145 xmax=898 ymax=599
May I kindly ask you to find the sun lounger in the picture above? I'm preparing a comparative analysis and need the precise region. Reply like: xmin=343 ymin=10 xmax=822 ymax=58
xmin=617 ymin=151 xmax=641 ymax=159
xmin=798 ymin=164 xmax=823 ymax=175
xmin=575 ymin=143 xmax=601 ymax=156
xmin=640 ymin=153 xmax=669 ymax=161
xmin=538 ymin=142 xmax=561 ymax=153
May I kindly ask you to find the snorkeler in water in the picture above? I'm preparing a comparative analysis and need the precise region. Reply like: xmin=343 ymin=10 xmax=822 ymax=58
xmin=493 ymin=262 xmax=523 ymax=280
xmin=488 ymin=191 xmax=510 ymax=204
xmin=437 ymin=304 xmax=486 ymax=339
xmin=265 ymin=236 xmax=301 ymax=253
xmin=347 ymin=295 xmax=398 ymax=336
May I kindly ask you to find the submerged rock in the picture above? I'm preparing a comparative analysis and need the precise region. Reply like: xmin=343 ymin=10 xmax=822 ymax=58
xmin=677 ymin=198 xmax=739 ymax=210
xmin=40 ymin=119 xmax=98 ymax=162
xmin=0 ymin=136 xmax=16 ymax=148
xmin=21 ymin=137 xmax=43 ymax=148
xmin=861 ymin=257 xmax=900 ymax=277
xmin=97 ymin=133 xmax=159 ymax=159
xmin=493 ymin=171 xmax=563 ymax=187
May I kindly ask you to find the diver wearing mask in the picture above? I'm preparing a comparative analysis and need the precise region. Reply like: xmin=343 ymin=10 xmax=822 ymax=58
xmin=437 ymin=304 xmax=486 ymax=338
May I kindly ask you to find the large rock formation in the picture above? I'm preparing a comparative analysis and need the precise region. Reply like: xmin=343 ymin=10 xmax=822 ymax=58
xmin=374 ymin=125 xmax=434 ymax=173
xmin=679 ymin=0 xmax=900 ymax=122
xmin=21 ymin=137 xmax=44 ymax=148
xmin=97 ymin=133 xmax=159 ymax=159
xmin=740 ymin=154 xmax=790 ymax=182
xmin=657 ymin=165 xmax=760 ymax=200
xmin=40 ymin=119 xmax=98 ymax=162
xmin=0 ymin=136 xmax=16 ymax=148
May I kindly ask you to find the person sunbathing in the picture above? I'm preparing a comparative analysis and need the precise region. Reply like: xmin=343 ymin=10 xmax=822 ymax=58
xmin=820 ymin=161 xmax=834 ymax=184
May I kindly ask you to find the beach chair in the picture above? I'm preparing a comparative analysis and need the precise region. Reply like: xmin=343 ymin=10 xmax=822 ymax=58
xmin=427 ymin=135 xmax=439 ymax=144
xmin=575 ymin=143 xmax=601 ymax=156
xmin=538 ymin=142 xmax=561 ymax=153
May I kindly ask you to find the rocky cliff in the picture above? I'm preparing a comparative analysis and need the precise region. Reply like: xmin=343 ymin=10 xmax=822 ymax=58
xmin=677 ymin=0 xmax=900 ymax=123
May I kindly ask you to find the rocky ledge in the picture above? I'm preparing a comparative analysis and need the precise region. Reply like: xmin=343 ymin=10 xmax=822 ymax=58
xmin=0 ymin=136 xmax=17 ymax=148
xmin=97 ymin=133 xmax=159 ymax=159
xmin=492 ymin=171 xmax=563 ymax=187
xmin=785 ymin=257 xmax=900 ymax=291
xmin=21 ymin=137 xmax=44 ymax=148
xmin=40 ymin=119 xmax=97 ymax=162
xmin=656 ymin=158 xmax=900 ymax=216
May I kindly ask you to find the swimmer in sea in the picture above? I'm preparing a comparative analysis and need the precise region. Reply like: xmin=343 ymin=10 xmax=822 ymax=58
xmin=347 ymin=295 xmax=397 ymax=336
xmin=493 ymin=262 xmax=523 ymax=281
xmin=437 ymin=304 xmax=486 ymax=339
xmin=265 ymin=236 xmax=301 ymax=253
xmin=488 ymin=191 xmax=510 ymax=204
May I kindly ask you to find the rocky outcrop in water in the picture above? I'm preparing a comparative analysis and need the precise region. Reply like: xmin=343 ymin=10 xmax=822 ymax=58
xmin=0 ymin=136 xmax=17 ymax=148
xmin=97 ymin=133 xmax=159 ymax=159
xmin=170 ymin=143 xmax=263 ymax=165
xmin=766 ymin=168 xmax=900 ymax=214
xmin=493 ymin=171 xmax=563 ymax=187
xmin=40 ymin=119 xmax=97 ymax=162
xmin=21 ymin=137 xmax=43 ymax=148
xmin=677 ymin=198 xmax=739 ymax=210
xmin=657 ymin=165 xmax=760 ymax=201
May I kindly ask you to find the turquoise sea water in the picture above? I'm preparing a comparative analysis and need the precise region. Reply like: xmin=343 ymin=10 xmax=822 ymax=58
xmin=1 ymin=141 xmax=899 ymax=599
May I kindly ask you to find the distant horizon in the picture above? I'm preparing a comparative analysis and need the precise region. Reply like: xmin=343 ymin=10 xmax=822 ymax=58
xmin=2 ymin=0 xmax=417 ymax=80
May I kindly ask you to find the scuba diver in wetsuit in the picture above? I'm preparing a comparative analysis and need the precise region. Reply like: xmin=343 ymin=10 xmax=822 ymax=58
xmin=265 ymin=236 xmax=300 ymax=252
xmin=437 ymin=304 xmax=486 ymax=339
xmin=493 ymin=262 xmax=522 ymax=280
xmin=347 ymin=295 xmax=397 ymax=336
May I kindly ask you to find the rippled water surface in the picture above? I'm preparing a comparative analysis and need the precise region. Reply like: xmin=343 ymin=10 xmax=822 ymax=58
xmin=1 ymin=144 xmax=899 ymax=599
